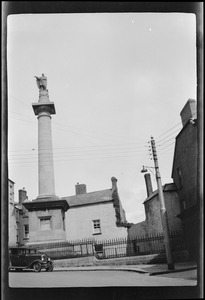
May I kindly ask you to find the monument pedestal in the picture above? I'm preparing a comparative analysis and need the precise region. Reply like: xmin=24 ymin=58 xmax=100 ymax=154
xmin=23 ymin=198 xmax=69 ymax=244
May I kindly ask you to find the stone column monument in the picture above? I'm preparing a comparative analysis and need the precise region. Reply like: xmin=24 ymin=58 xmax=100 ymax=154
xmin=33 ymin=74 xmax=57 ymax=200
xmin=23 ymin=74 xmax=69 ymax=244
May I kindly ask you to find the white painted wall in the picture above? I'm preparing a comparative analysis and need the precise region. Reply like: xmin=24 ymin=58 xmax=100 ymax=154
xmin=65 ymin=202 xmax=128 ymax=241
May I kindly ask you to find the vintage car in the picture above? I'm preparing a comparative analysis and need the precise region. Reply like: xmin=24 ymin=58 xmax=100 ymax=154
xmin=9 ymin=246 xmax=54 ymax=272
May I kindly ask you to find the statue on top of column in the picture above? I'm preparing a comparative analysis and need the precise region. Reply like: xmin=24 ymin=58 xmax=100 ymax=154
xmin=35 ymin=73 xmax=47 ymax=91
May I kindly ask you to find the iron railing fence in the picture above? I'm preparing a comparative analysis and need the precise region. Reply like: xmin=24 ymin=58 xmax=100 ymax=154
xmin=29 ymin=230 xmax=186 ymax=260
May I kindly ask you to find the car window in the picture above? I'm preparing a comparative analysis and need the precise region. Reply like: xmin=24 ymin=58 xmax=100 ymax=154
xmin=30 ymin=249 xmax=36 ymax=254
xmin=10 ymin=248 xmax=18 ymax=255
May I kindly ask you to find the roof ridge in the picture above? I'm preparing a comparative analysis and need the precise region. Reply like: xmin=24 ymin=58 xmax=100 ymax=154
xmin=62 ymin=188 xmax=112 ymax=199
xmin=61 ymin=189 xmax=113 ymax=207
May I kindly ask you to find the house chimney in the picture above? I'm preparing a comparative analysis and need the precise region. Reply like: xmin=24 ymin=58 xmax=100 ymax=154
xmin=75 ymin=183 xmax=87 ymax=195
xmin=111 ymin=177 xmax=118 ymax=191
xmin=180 ymin=99 xmax=197 ymax=127
xmin=19 ymin=188 xmax=28 ymax=204
xmin=144 ymin=173 xmax=153 ymax=197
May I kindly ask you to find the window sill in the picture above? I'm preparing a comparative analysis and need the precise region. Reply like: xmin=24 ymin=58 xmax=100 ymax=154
xmin=92 ymin=233 xmax=102 ymax=235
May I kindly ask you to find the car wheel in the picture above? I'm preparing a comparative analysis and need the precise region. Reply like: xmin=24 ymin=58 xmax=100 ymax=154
xmin=33 ymin=262 xmax=42 ymax=272
xmin=46 ymin=262 xmax=54 ymax=272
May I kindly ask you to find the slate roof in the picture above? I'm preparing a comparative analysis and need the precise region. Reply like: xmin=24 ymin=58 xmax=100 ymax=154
xmin=143 ymin=183 xmax=177 ymax=204
xmin=14 ymin=203 xmax=22 ymax=210
xmin=61 ymin=189 xmax=113 ymax=207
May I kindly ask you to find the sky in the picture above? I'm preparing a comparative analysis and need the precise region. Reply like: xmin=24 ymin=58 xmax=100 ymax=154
xmin=7 ymin=13 xmax=196 ymax=223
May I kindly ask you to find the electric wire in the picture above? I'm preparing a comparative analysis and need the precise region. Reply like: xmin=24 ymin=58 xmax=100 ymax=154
xmin=8 ymin=94 xmax=196 ymax=166
xmin=8 ymin=143 xmax=147 ymax=154
xmin=9 ymin=153 xmax=148 ymax=165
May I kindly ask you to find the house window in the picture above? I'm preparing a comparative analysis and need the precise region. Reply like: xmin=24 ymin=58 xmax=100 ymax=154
xmin=39 ymin=216 xmax=52 ymax=230
xmin=92 ymin=219 xmax=101 ymax=235
xmin=24 ymin=224 xmax=29 ymax=239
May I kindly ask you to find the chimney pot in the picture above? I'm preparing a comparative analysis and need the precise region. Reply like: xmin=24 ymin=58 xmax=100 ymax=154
xmin=19 ymin=189 xmax=27 ymax=203
xmin=75 ymin=183 xmax=87 ymax=195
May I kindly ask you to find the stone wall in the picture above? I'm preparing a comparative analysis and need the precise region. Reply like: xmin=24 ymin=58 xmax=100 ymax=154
xmin=128 ymin=221 xmax=147 ymax=239
xmin=172 ymin=122 xmax=197 ymax=210
xmin=54 ymin=250 xmax=190 ymax=268
xmin=145 ymin=190 xmax=182 ymax=234
xmin=172 ymin=114 xmax=198 ymax=259
xmin=28 ymin=208 xmax=66 ymax=242
xmin=128 ymin=189 xmax=182 ymax=238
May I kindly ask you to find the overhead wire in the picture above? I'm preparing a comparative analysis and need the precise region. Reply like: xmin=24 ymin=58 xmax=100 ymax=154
xmin=9 ymin=152 xmax=148 ymax=165
xmin=156 ymin=122 xmax=182 ymax=139
xmin=158 ymin=141 xmax=175 ymax=151
xmin=156 ymin=111 xmax=196 ymax=140
xmin=9 ymin=93 xmax=196 ymax=143
xmin=9 ymin=146 xmax=147 ymax=156
xmin=8 ymin=94 xmax=196 ymax=167
xmin=156 ymin=128 xmax=181 ymax=143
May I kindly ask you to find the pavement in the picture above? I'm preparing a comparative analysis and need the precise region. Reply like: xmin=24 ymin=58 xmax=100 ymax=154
xmin=54 ymin=261 xmax=197 ymax=276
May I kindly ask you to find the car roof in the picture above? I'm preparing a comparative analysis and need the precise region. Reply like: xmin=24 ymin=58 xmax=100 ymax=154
xmin=9 ymin=246 xmax=37 ymax=250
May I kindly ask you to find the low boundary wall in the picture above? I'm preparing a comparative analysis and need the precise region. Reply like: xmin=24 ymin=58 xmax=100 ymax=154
xmin=54 ymin=250 xmax=190 ymax=268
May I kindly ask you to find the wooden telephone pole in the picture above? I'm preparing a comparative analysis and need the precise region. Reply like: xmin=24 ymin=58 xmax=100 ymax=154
xmin=150 ymin=136 xmax=174 ymax=270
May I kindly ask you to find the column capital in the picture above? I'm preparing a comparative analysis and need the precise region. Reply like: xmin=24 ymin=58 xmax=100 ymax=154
xmin=32 ymin=102 xmax=56 ymax=115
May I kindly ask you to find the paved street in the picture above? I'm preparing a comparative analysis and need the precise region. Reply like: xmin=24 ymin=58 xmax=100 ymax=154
xmin=155 ymin=269 xmax=197 ymax=280
xmin=9 ymin=269 xmax=197 ymax=287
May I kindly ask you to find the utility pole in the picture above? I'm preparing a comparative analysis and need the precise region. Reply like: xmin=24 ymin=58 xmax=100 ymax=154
xmin=150 ymin=136 xmax=175 ymax=270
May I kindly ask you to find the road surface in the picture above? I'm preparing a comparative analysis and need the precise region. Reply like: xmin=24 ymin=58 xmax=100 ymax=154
xmin=9 ymin=269 xmax=197 ymax=287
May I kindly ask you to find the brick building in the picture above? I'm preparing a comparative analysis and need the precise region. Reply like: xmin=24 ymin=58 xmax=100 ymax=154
xmin=171 ymin=99 xmax=198 ymax=259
